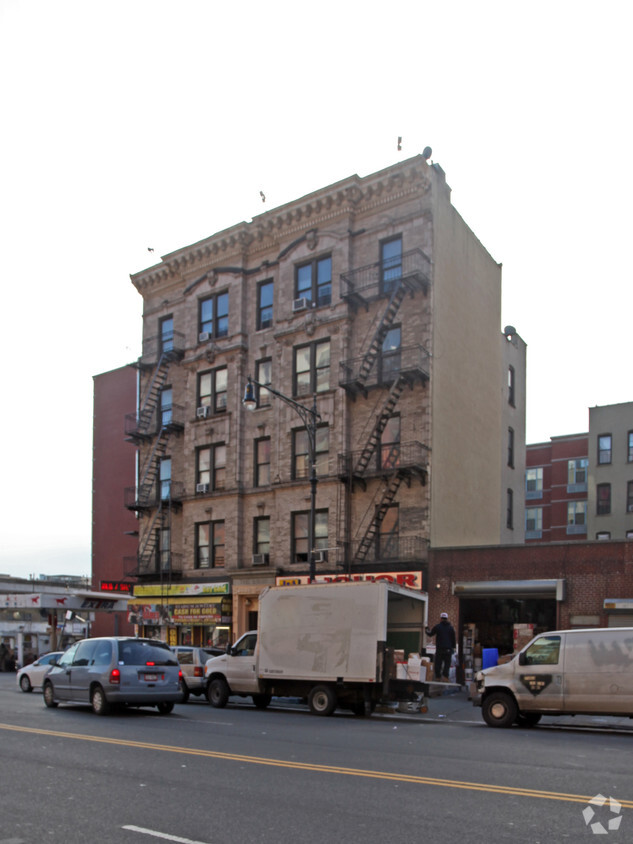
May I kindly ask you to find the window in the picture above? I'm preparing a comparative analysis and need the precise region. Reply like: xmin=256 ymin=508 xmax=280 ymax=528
xmin=598 ymin=434 xmax=612 ymax=465
xmin=199 ymin=292 xmax=229 ymax=339
xmin=567 ymin=501 xmax=587 ymax=534
xmin=627 ymin=480 xmax=633 ymax=513
xmin=198 ymin=367 xmax=227 ymax=414
xmin=596 ymin=531 xmax=611 ymax=540
xmin=381 ymin=326 xmax=401 ymax=382
xmin=197 ymin=444 xmax=226 ymax=491
xmin=160 ymin=316 xmax=174 ymax=353
xmin=292 ymin=509 xmax=328 ymax=563
xmin=160 ymin=387 xmax=172 ymax=426
xmin=507 ymin=366 xmax=515 ymax=407
xmin=257 ymin=280 xmax=274 ymax=330
xmin=523 ymin=635 xmax=561 ymax=665
xmin=294 ymin=339 xmax=330 ymax=397
xmin=159 ymin=458 xmax=171 ymax=500
xmin=380 ymin=236 xmax=402 ymax=294
xmin=255 ymin=438 xmax=271 ymax=487
xmin=380 ymin=415 xmax=401 ymax=469
xmin=526 ymin=467 xmax=543 ymax=499
xmin=255 ymin=358 xmax=272 ymax=406
xmin=506 ymin=489 xmax=513 ymax=530
xmin=378 ymin=505 xmax=399 ymax=559
xmin=597 ymin=483 xmax=611 ymax=515
xmin=196 ymin=521 xmax=225 ymax=569
xmin=296 ymin=256 xmax=331 ymax=307
xmin=507 ymin=427 xmax=515 ymax=468
xmin=293 ymin=426 xmax=329 ymax=479
xmin=567 ymin=458 xmax=588 ymax=492
xmin=628 ymin=431 xmax=633 ymax=463
xmin=525 ymin=507 xmax=542 ymax=539
xmin=254 ymin=517 xmax=270 ymax=555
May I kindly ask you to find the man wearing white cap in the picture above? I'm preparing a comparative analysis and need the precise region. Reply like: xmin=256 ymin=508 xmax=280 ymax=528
xmin=425 ymin=612 xmax=456 ymax=682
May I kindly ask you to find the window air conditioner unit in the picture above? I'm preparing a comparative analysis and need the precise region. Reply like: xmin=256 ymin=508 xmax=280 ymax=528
xmin=196 ymin=483 xmax=209 ymax=494
xmin=312 ymin=550 xmax=328 ymax=563
xmin=292 ymin=297 xmax=309 ymax=313
xmin=197 ymin=406 xmax=210 ymax=419
xmin=252 ymin=553 xmax=269 ymax=566
xmin=199 ymin=331 xmax=211 ymax=343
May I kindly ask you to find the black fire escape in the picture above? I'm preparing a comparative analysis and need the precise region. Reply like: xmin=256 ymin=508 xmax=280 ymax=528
xmin=339 ymin=248 xmax=431 ymax=567
xmin=124 ymin=332 xmax=185 ymax=582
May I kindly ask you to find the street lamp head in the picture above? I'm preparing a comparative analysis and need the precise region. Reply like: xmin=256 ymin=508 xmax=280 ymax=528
xmin=243 ymin=377 xmax=257 ymax=411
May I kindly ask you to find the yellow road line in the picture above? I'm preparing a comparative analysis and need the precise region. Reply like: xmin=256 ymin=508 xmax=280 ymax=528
xmin=2 ymin=722 xmax=632 ymax=808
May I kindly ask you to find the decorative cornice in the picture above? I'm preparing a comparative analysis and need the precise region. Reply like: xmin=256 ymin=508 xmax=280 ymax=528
xmin=131 ymin=156 xmax=433 ymax=297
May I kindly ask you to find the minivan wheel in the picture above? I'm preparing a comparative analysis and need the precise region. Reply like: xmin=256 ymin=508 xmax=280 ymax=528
xmin=91 ymin=685 xmax=110 ymax=716
xmin=482 ymin=692 xmax=517 ymax=728
xmin=207 ymin=677 xmax=230 ymax=708
xmin=20 ymin=675 xmax=32 ymax=693
xmin=157 ymin=702 xmax=174 ymax=715
xmin=308 ymin=685 xmax=337 ymax=716
xmin=43 ymin=682 xmax=58 ymax=708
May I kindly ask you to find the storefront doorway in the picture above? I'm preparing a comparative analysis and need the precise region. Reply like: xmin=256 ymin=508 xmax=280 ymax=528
xmin=460 ymin=597 xmax=556 ymax=657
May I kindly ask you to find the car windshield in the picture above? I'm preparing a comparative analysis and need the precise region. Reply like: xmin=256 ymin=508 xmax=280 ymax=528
xmin=117 ymin=640 xmax=178 ymax=666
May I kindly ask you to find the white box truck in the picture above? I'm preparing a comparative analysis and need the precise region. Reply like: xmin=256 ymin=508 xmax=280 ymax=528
xmin=471 ymin=627 xmax=633 ymax=727
xmin=204 ymin=581 xmax=428 ymax=716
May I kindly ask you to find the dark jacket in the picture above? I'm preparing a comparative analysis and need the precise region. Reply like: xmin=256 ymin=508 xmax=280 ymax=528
xmin=426 ymin=620 xmax=456 ymax=650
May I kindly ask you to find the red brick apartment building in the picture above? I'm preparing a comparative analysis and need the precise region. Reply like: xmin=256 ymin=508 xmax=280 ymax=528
xmin=525 ymin=433 xmax=589 ymax=543
xmin=91 ymin=365 xmax=138 ymax=636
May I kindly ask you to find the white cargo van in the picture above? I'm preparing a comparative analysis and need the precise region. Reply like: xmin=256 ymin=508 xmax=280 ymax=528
xmin=471 ymin=627 xmax=633 ymax=727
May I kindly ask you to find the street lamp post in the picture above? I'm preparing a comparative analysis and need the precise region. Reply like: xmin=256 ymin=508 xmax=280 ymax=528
xmin=243 ymin=375 xmax=321 ymax=583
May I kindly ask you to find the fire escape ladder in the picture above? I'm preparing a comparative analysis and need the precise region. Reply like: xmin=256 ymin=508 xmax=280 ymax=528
xmin=356 ymin=281 xmax=407 ymax=385
xmin=136 ymin=427 xmax=170 ymax=507
xmin=353 ymin=376 xmax=406 ymax=477
xmin=137 ymin=354 xmax=171 ymax=436
xmin=137 ymin=503 xmax=164 ymax=573
xmin=353 ymin=472 xmax=404 ymax=563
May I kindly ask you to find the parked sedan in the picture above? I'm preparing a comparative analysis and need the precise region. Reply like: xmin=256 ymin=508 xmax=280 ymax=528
xmin=16 ymin=652 xmax=64 ymax=693
xmin=43 ymin=637 xmax=182 ymax=715
xmin=172 ymin=645 xmax=224 ymax=702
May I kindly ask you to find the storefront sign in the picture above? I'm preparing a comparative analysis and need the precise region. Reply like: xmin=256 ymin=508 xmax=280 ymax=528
xmin=275 ymin=571 xmax=424 ymax=589
xmin=170 ymin=603 xmax=224 ymax=624
xmin=133 ymin=582 xmax=230 ymax=598
xmin=100 ymin=581 xmax=133 ymax=593
xmin=604 ymin=599 xmax=633 ymax=610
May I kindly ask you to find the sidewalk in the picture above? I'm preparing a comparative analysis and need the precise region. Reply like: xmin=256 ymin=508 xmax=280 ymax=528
xmin=375 ymin=685 xmax=633 ymax=731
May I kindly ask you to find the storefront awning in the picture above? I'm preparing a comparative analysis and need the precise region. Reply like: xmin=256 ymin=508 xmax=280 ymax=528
xmin=453 ymin=579 xmax=566 ymax=601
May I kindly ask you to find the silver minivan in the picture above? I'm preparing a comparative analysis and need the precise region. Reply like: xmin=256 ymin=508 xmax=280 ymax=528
xmin=43 ymin=637 xmax=182 ymax=716
xmin=471 ymin=627 xmax=633 ymax=727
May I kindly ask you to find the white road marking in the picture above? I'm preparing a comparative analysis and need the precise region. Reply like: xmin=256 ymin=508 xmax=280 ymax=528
xmin=122 ymin=826 xmax=210 ymax=844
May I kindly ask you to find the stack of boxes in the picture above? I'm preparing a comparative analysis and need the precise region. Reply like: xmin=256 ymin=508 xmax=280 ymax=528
xmin=462 ymin=623 xmax=477 ymax=681
xmin=513 ymin=623 xmax=535 ymax=653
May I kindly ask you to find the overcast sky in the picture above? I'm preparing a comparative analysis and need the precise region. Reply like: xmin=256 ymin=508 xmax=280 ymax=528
xmin=1 ymin=0 xmax=631 ymax=580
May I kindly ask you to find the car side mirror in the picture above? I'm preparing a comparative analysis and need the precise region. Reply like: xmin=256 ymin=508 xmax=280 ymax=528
xmin=518 ymin=652 xmax=527 ymax=666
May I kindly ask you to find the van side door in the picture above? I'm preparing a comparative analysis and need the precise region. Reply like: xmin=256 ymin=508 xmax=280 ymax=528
xmin=516 ymin=634 xmax=565 ymax=713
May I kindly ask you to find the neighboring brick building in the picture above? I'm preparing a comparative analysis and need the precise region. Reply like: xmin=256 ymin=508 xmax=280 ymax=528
xmin=430 ymin=539 xmax=633 ymax=667
xmin=525 ymin=401 xmax=633 ymax=544
xmin=119 ymin=153 xmax=526 ymax=645
xmin=91 ymin=365 xmax=138 ymax=636
xmin=525 ymin=433 xmax=589 ymax=543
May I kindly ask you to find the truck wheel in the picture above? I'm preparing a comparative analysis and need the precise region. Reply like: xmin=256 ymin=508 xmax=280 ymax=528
xmin=308 ymin=685 xmax=337 ymax=716
xmin=482 ymin=692 xmax=517 ymax=728
xmin=207 ymin=677 xmax=230 ymax=708
xmin=252 ymin=693 xmax=272 ymax=709
xmin=516 ymin=712 xmax=541 ymax=727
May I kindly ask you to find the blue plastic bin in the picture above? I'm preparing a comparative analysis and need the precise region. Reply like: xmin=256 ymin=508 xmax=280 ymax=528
xmin=482 ymin=648 xmax=499 ymax=669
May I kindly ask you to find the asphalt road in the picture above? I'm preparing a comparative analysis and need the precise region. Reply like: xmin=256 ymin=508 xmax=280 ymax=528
xmin=1 ymin=673 xmax=632 ymax=844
